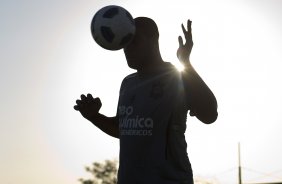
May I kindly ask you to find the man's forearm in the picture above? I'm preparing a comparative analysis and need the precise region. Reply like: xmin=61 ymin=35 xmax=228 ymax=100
xmin=182 ymin=61 xmax=218 ymax=123
xmin=88 ymin=113 xmax=119 ymax=138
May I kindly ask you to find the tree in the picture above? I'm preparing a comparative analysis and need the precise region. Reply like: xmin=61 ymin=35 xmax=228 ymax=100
xmin=79 ymin=159 xmax=118 ymax=184
xmin=79 ymin=159 xmax=219 ymax=184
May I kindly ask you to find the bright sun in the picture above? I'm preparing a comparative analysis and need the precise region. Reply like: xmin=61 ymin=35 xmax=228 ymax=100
xmin=173 ymin=62 xmax=185 ymax=72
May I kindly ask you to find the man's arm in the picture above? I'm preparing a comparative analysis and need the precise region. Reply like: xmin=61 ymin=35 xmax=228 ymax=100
xmin=177 ymin=19 xmax=218 ymax=124
xmin=74 ymin=94 xmax=119 ymax=138
xmin=88 ymin=113 xmax=119 ymax=138
xmin=182 ymin=62 xmax=218 ymax=124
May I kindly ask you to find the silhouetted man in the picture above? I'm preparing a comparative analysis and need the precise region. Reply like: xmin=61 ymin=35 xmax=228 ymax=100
xmin=74 ymin=17 xmax=218 ymax=184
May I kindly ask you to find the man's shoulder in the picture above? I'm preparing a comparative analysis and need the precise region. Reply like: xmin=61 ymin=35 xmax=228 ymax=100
xmin=120 ymin=72 xmax=138 ymax=89
xmin=124 ymin=72 xmax=138 ymax=81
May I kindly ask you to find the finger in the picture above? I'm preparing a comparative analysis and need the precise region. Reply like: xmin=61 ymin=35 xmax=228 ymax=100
xmin=87 ymin=93 xmax=94 ymax=99
xmin=187 ymin=20 xmax=192 ymax=30
xmin=182 ymin=22 xmax=190 ymax=40
xmin=76 ymin=99 xmax=83 ymax=106
xmin=81 ymin=94 xmax=87 ymax=101
xmin=181 ymin=23 xmax=187 ymax=35
xmin=74 ymin=105 xmax=80 ymax=111
xmin=187 ymin=19 xmax=192 ymax=35
xmin=178 ymin=36 xmax=184 ymax=47
xmin=87 ymin=93 xmax=94 ymax=103
xmin=93 ymin=97 xmax=102 ymax=106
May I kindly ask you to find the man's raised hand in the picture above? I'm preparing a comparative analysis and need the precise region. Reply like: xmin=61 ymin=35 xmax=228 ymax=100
xmin=74 ymin=94 xmax=102 ymax=121
xmin=177 ymin=19 xmax=193 ymax=63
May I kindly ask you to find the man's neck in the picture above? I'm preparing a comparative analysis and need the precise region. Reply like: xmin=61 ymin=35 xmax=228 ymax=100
xmin=137 ymin=59 xmax=167 ymax=75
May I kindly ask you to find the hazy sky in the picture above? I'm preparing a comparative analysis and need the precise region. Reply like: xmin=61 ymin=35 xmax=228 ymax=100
xmin=1 ymin=0 xmax=282 ymax=184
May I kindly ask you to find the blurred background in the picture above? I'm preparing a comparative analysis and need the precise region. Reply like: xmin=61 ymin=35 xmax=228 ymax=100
xmin=1 ymin=0 xmax=282 ymax=183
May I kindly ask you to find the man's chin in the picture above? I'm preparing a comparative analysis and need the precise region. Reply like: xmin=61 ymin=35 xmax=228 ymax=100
xmin=128 ymin=65 xmax=138 ymax=70
xmin=127 ymin=62 xmax=139 ymax=70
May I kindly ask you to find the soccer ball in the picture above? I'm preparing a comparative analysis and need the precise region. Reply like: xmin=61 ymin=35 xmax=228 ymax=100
xmin=91 ymin=5 xmax=136 ymax=50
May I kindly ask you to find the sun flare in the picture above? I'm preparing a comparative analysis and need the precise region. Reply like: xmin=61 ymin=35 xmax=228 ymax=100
xmin=173 ymin=62 xmax=185 ymax=72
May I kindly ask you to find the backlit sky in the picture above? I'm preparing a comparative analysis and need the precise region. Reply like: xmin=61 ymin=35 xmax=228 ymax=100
xmin=1 ymin=0 xmax=282 ymax=183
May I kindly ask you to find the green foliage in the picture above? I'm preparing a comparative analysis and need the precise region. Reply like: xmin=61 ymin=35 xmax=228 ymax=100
xmin=79 ymin=159 xmax=219 ymax=184
xmin=79 ymin=159 xmax=118 ymax=184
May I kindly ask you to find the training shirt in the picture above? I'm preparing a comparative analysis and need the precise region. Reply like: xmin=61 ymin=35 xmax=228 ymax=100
xmin=117 ymin=62 xmax=193 ymax=184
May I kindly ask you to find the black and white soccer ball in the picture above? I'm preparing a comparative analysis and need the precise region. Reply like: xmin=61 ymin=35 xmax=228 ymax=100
xmin=91 ymin=5 xmax=136 ymax=51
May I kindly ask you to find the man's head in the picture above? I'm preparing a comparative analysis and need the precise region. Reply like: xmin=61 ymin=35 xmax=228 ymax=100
xmin=134 ymin=17 xmax=159 ymax=41
xmin=124 ymin=17 xmax=162 ymax=71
